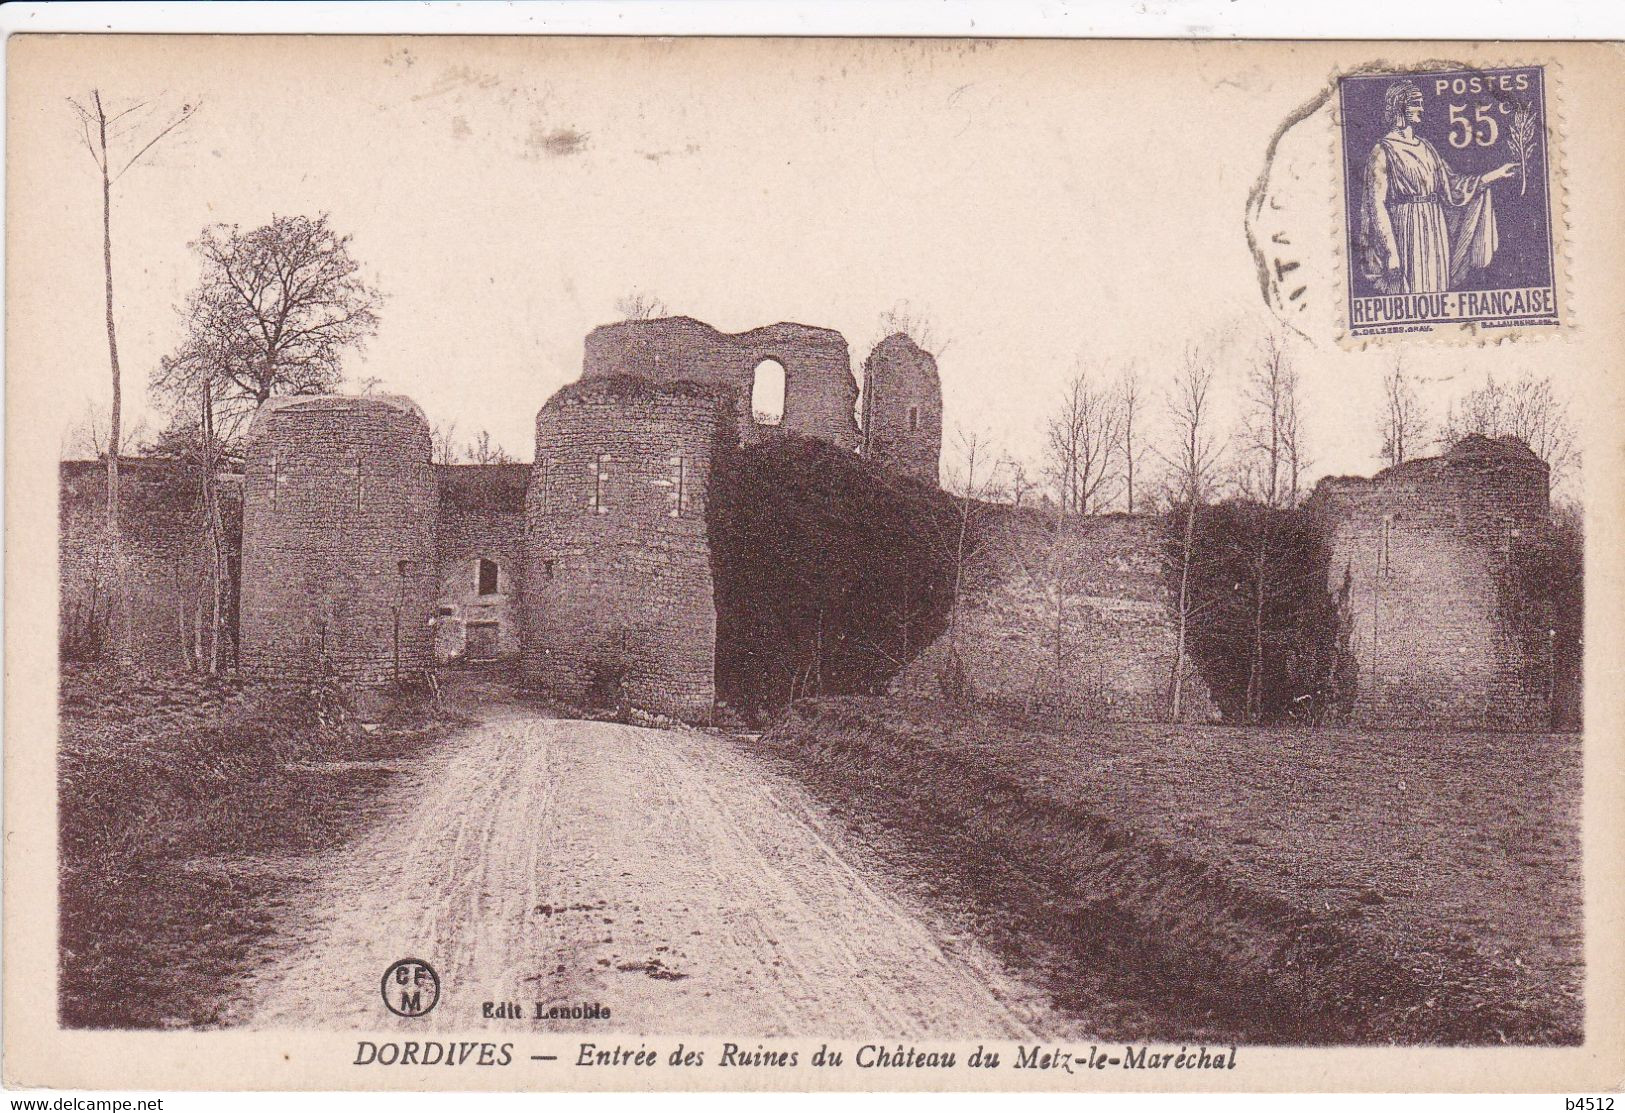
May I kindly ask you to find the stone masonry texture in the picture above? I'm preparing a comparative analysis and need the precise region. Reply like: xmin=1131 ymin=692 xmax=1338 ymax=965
xmin=892 ymin=509 xmax=1221 ymax=723
xmin=582 ymin=317 xmax=862 ymax=452
xmin=58 ymin=458 xmax=232 ymax=666
xmin=861 ymin=332 xmax=943 ymax=484
xmin=433 ymin=463 xmax=528 ymax=662
xmin=239 ymin=395 xmax=438 ymax=684
xmin=1307 ymin=434 xmax=1551 ymax=729
xmin=522 ymin=378 xmax=728 ymax=720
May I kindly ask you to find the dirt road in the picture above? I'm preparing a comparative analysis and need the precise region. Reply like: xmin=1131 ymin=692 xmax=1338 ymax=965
xmin=240 ymin=702 xmax=1054 ymax=1036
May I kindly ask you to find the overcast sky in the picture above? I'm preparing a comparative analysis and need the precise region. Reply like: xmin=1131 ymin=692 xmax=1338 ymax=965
xmin=12 ymin=35 xmax=1592 ymax=496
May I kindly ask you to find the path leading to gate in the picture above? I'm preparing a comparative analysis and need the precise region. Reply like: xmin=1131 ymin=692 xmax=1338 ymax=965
xmin=240 ymin=697 xmax=1058 ymax=1037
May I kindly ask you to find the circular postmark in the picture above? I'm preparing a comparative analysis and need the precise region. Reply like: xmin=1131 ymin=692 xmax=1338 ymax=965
xmin=1246 ymin=57 xmax=1563 ymax=347
xmin=380 ymin=958 xmax=441 ymax=1018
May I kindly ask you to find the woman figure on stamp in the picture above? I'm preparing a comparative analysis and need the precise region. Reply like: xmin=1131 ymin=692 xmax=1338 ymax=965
xmin=1359 ymin=79 xmax=1518 ymax=294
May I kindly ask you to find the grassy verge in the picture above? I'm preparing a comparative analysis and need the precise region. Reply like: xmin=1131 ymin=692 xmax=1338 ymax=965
xmin=58 ymin=664 xmax=467 ymax=1029
xmin=761 ymin=697 xmax=1581 ymax=1045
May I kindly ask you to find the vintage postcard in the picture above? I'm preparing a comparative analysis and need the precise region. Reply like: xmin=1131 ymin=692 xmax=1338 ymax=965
xmin=4 ymin=33 xmax=1624 ymax=1094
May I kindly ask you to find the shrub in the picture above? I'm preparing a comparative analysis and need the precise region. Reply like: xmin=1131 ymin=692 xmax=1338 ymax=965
xmin=708 ymin=435 xmax=959 ymax=716
xmin=1164 ymin=500 xmax=1354 ymax=724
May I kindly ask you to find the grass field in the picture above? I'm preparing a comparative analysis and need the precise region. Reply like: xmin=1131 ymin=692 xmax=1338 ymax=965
xmin=762 ymin=697 xmax=1582 ymax=1045
xmin=57 ymin=664 xmax=463 ymax=1028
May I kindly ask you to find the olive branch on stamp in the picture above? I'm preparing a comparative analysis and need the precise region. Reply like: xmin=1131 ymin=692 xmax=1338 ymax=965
xmin=1506 ymin=99 xmax=1540 ymax=198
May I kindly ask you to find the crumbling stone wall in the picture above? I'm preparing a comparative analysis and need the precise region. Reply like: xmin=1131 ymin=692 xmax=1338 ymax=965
xmin=58 ymin=458 xmax=233 ymax=666
xmin=861 ymin=333 xmax=943 ymax=485
xmin=1308 ymin=435 xmax=1551 ymax=729
xmin=893 ymin=509 xmax=1219 ymax=723
xmin=582 ymin=317 xmax=861 ymax=452
xmin=239 ymin=395 xmax=437 ymax=684
xmin=522 ymin=378 xmax=728 ymax=719
xmin=433 ymin=464 xmax=528 ymax=662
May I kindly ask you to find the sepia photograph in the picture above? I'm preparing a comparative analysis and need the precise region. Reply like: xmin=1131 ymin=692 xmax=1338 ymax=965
xmin=5 ymin=25 xmax=1623 ymax=1096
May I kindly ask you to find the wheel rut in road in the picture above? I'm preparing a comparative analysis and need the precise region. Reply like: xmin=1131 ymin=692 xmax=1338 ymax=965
xmin=241 ymin=708 xmax=1058 ymax=1037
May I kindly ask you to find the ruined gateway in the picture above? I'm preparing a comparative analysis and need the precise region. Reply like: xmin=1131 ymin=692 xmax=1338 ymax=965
xmin=62 ymin=318 xmax=1556 ymax=729
xmin=235 ymin=317 xmax=944 ymax=718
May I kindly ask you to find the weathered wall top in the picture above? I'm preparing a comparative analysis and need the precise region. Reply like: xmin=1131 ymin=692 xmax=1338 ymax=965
xmin=1312 ymin=434 xmax=1548 ymax=497
xmin=246 ymin=392 xmax=430 ymax=443
xmin=544 ymin=373 xmax=730 ymax=408
xmin=1439 ymin=432 xmax=1547 ymax=468
xmin=580 ymin=316 xmax=861 ymax=450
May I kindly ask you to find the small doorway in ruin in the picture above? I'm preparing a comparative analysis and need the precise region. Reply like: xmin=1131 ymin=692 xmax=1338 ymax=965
xmin=466 ymin=621 xmax=500 ymax=662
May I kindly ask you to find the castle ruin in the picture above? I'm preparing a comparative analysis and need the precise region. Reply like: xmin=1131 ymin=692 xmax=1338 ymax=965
xmin=59 ymin=317 xmax=1561 ymax=730
xmin=229 ymin=317 xmax=940 ymax=711
xmin=1307 ymin=434 xmax=1553 ymax=730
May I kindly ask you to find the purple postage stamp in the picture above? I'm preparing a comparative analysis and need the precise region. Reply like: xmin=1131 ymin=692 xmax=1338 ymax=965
xmin=1339 ymin=65 xmax=1559 ymax=339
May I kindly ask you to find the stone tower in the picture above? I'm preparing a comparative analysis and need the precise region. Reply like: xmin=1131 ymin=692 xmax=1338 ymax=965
xmin=861 ymin=332 xmax=942 ymax=485
xmin=239 ymin=394 xmax=437 ymax=683
xmin=1309 ymin=434 xmax=1551 ymax=729
xmin=522 ymin=377 xmax=729 ymax=720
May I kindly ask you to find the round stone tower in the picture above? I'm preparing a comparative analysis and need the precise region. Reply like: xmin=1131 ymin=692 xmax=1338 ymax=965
xmin=239 ymin=394 xmax=437 ymax=683
xmin=1309 ymin=434 xmax=1550 ymax=728
xmin=522 ymin=378 xmax=727 ymax=720
xmin=861 ymin=332 xmax=942 ymax=485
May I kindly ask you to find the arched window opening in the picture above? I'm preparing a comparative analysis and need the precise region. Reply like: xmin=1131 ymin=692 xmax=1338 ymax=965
xmin=477 ymin=558 xmax=499 ymax=596
xmin=751 ymin=359 xmax=786 ymax=426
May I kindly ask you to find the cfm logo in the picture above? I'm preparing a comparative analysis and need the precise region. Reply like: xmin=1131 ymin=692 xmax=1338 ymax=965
xmin=381 ymin=958 xmax=441 ymax=1018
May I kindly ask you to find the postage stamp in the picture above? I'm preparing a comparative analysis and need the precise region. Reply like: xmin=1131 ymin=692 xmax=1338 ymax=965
xmin=1338 ymin=65 xmax=1560 ymax=339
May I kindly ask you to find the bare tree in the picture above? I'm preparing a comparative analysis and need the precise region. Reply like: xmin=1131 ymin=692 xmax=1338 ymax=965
xmin=152 ymin=213 xmax=379 ymax=672
xmin=1439 ymin=370 xmax=1579 ymax=490
xmin=63 ymin=402 xmax=149 ymax=461
xmin=896 ymin=426 xmax=1006 ymax=701
xmin=1236 ymin=334 xmax=1309 ymax=508
xmin=1045 ymin=363 xmax=1123 ymax=516
xmin=1229 ymin=336 xmax=1311 ymax=721
xmin=1017 ymin=497 xmax=1076 ymax=719
xmin=878 ymin=300 xmax=950 ymax=358
xmin=68 ymin=91 xmax=198 ymax=661
xmin=466 ymin=430 xmax=514 ymax=466
xmin=431 ymin=421 xmax=462 ymax=465
xmin=150 ymin=312 xmax=259 ymax=673
xmin=615 ymin=291 xmax=668 ymax=320
xmin=857 ymin=426 xmax=1002 ymax=697
xmin=1000 ymin=452 xmax=1036 ymax=508
xmin=1116 ymin=364 xmax=1147 ymax=513
xmin=68 ymin=90 xmax=199 ymax=538
xmin=1380 ymin=358 xmax=1428 ymax=469
xmin=944 ymin=428 xmax=1004 ymax=655
xmin=143 ymin=387 xmax=243 ymax=673
xmin=1234 ymin=335 xmax=1306 ymax=508
xmin=152 ymin=214 xmax=382 ymax=411
xmin=1280 ymin=366 xmax=1307 ymax=509
xmin=1157 ymin=347 xmax=1222 ymax=723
